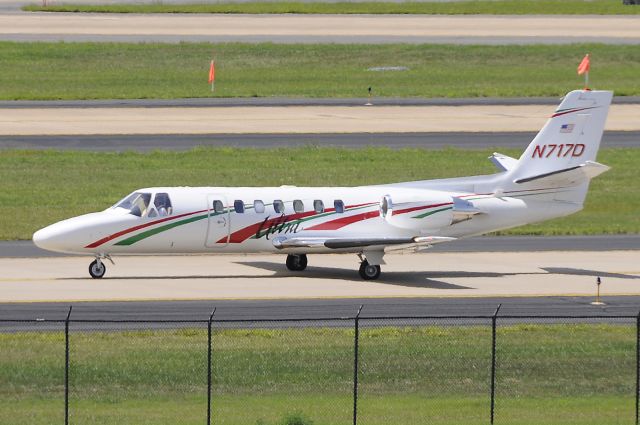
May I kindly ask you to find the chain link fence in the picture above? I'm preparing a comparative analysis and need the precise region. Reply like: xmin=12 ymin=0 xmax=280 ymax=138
xmin=1 ymin=310 xmax=639 ymax=425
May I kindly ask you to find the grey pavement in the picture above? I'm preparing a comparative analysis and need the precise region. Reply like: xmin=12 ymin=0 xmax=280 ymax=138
xmin=1 ymin=296 xmax=639 ymax=322
xmin=1 ymin=235 xmax=638 ymax=258
xmin=0 ymin=131 xmax=637 ymax=151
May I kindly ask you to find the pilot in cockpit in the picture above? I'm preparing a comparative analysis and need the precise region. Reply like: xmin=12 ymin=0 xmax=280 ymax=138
xmin=154 ymin=193 xmax=173 ymax=217
xmin=113 ymin=192 xmax=172 ymax=218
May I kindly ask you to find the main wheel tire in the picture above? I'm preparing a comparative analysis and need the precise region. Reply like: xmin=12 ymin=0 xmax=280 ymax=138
xmin=89 ymin=259 xmax=106 ymax=279
xmin=359 ymin=260 xmax=381 ymax=280
xmin=286 ymin=254 xmax=308 ymax=271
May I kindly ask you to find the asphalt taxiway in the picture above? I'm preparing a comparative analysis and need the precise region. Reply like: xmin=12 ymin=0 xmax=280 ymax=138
xmin=2 ymin=296 xmax=639 ymax=321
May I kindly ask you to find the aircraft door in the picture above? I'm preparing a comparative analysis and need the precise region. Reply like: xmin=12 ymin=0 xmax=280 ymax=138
xmin=206 ymin=194 xmax=230 ymax=248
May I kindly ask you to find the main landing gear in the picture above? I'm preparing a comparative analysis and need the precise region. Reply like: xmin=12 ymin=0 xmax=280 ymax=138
xmin=88 ymin=255 xmax=114 ymax=279
xmin=359 ymin=260 xmax=381 ymax=280
xmin=286 ymin=254 xmax=308 ymax=271
xmin=358 ymin=251 xmax=384 ymax=281
xmin=284 ymin=252 xmax=384 ymax=280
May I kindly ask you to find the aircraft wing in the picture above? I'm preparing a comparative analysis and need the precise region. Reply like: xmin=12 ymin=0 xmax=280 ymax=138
xmin=272 ymin=235 xmax=456 ymax=250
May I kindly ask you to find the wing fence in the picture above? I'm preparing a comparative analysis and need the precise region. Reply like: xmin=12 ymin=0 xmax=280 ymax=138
xmin=1 ymin=309 xmax=639 ymax=425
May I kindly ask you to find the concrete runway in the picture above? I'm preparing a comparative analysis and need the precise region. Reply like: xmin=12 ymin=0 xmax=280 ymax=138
xmin=0 ymin=251 xmax=638 ymax=303
xmin=1 ymin=131 xmax=638 ymax=151
xmin=1 ymin=13 xmax=639 ymax=44
xmin=2 ymin=104 xmax=639 ymax=135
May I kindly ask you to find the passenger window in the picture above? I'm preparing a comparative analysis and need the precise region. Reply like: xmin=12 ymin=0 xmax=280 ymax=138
xmin=154 ymin=193 xmax=173 ymax=216
xmin=334 ymin=200 xmax=345 ymax=213
xmin=293 ymin=200 xmax=304 ymax=213
xmin=313 ymin=200 xmax=324 ymax=213
xmin=234 ymin=200 xmax=245 ymax=214
xmin=212 ymin=200 xmax=224 ymax=213
xmin=254 ymin=200 xmax=265 ymax=214
xmin=273 ymin=200 xmax=284 ymax=214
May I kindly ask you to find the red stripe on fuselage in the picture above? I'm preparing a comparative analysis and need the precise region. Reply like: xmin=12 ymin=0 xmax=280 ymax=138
xmin=85 ymin=209 xmax=207 ymax=248
xmin=306 ymin=201 xmax=452 ymax=231
xmin=218 ymin=203 xmax=377 ymax=244
xmin=305 ymin=210 xmax=380 ymax=231
xmin=219 ymin=210 xmax=318 ymax=244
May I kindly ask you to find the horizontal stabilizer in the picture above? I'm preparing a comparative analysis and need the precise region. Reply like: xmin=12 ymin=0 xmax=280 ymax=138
xmin=514 ymin=161 xmax=610 ymax=186
xmin=273 ymin=236 xmax=455 ymax=250
xmin=489 ymin=152 xmax=518 ymax=172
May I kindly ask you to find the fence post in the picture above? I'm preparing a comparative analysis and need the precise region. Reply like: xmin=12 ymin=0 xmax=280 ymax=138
xmin=64 ymin=305 xmax=72 ymax=425
xmin=490 ymin=304 xmax=501 ymax=425
xmin=353 ymin=305 xmax=364 ymax=425
xmin=207 ymin=307 xmax=216 ymax=425
xmin=636 ymin=312 xmax=640 ymax=425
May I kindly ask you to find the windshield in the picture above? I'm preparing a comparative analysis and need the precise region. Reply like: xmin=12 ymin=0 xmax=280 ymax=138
xmin=113 ymin=192 xmax=151 ymax=217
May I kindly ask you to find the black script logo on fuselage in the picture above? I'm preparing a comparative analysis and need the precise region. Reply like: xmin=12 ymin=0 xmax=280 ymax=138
xmin=255 ymin=214 xmax=302 ymax=240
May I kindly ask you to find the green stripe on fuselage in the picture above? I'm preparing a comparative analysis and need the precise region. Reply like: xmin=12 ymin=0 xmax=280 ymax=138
xmin=412 ymin=206 xmax=452 ymax=219
xmin=114 ymin=213 xmax=210 ymax=246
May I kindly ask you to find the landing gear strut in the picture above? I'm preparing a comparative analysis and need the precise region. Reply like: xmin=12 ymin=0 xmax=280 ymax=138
xmin=89 ymin=259 xmax=106 ymax=279
xmin=286 ymin=254 xmax=308 ymax=271
xmin=359 ymin=260 xmax=381 ymax=280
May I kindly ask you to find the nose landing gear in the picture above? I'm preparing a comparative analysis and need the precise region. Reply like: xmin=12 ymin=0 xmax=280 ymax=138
xmin=88 ymin=255 xmax=114 ymax=279
xmin=89 ymin=259 xmax=106 ymax=279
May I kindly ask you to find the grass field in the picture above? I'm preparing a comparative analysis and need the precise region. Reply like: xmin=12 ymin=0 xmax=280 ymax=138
xmin=0 ymin=323 xmax=635 ymax=424
xmin=23 ymin=0 xmax=640 ymax=15
xmin=1 ymin=42 xmax=639 ymax=100
xmin=0 ymin=147 xmax=637 ymax=240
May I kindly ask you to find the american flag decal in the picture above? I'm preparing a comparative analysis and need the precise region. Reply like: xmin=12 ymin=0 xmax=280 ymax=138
xmin=560 ymin=124 xmax=575 ymax=133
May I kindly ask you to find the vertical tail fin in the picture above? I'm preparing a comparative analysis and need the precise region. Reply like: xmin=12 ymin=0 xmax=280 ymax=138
xmin=510 ymin=90 xmax=613 ymax=183
xmin=504 ymin=90 xmax=613 ymax=205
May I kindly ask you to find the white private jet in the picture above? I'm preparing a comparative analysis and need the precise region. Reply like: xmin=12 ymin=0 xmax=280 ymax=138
xmin=33 ymin=90 xmax=612 ymax=280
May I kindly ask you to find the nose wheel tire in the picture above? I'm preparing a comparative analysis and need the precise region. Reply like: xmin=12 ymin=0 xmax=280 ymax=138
xmin=89 ymin=259 xmax=106 ymax=279
xmin=286 ymin=254 xmax=308 ymax=271
xmin=359 ymin=260 xmax=381 ymax=280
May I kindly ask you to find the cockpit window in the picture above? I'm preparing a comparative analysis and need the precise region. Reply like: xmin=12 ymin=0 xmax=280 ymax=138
xmin=154 ymin=193 xmax=173 ymax=216
xmin=113 ymin=192 xmax=138 ymax=210
xmin=114 ymin=192 xmax=152 ymax=217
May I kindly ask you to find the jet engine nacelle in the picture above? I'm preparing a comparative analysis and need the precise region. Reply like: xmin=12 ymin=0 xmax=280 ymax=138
xmin=379 ymin=193 xmax=453 ymax=232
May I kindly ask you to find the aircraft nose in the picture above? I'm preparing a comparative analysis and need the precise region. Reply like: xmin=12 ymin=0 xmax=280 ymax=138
xmin=33 ymin=223 xmax=69 ymax=253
